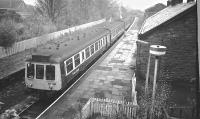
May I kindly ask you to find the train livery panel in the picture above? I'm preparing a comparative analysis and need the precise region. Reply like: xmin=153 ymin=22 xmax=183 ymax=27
xmin=25 ymin=18 xmax=133 ymax=92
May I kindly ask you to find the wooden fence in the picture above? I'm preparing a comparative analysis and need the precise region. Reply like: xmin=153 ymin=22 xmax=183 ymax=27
xmin=132 ymin=73 xmax=137 ymax=104
xmin=75 ymin=98 xmax=138 ymax=119
xmin=0 ymin=19 xmax=106 ymax=58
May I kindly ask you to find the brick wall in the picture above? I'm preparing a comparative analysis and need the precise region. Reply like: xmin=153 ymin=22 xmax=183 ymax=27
xmin=136 ymin=8 xmax=197 ymax=83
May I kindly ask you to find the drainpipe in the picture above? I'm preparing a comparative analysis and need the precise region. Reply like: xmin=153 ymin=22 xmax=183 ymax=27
xmin=196 ymin=0 xmax=200 ymax=118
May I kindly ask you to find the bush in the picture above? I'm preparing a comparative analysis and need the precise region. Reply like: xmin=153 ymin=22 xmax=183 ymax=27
xmin=23 ymin=14 xmax=57 ymax=38
xmin=0 ymin=19 xmax=18 ymax=48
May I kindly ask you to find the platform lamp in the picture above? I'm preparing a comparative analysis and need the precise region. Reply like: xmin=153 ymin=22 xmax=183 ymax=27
xmin=149 ymin=45 xmax=166 ymax=119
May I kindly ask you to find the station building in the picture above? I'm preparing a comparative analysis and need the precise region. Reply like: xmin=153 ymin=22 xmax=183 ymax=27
xmin=136 ymin=0 xmax=197 ymax=83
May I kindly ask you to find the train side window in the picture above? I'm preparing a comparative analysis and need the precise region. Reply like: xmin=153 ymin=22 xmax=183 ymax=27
xmin=46 ymin=65 xmax=55 ymax=80
xmin=74 ymin=54 xmax=80 ymax=67
xmin=95 ymin=42 xmax=98 ymax=51
xmin=66 ymin=58 xmax=73 ymax=74
xmin=27 ymin=63 xmax=34 ymax=78
xmin=36 ymin=65 xmax=44 ymax=79
xmin=85 ymin=47 xmax=90 ymax=58
xmin=99 ymin=40 xmax=101 ymax=48
xmin=82 ymin=51 xmax=85 ymax=61
xmin=90 ymin=44 xmax=94 ymax=55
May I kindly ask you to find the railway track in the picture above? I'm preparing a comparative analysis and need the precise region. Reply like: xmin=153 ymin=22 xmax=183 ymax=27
xmin=19 ymin=99 xmax=50 ymax=119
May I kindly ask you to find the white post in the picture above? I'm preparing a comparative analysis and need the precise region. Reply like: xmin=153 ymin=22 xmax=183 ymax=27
xmin=145 ymin=53 xmax=151 ymax=95
xmin=149 ymin=45 xmax=166 ymax=119
xmin=150 ymin=56 xmax=159 ymax=119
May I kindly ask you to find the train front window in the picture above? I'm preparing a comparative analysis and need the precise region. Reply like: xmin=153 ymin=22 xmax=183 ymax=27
xmin=27 ymin=63 xmax=34 ymax=78
xmin=46 ymin=65 xmax=55 ymax=80
xmin=66 ymin=58 xmax=73 ymax=73
xmin=36 ymin=65 xmax=44 ymax=79
xmin=74 ymin=54 xmax=80 ymax=67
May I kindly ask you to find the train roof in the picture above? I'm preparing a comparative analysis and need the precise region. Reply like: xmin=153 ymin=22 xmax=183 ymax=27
xmin=28 ymin=20 xmax=125 ymax=63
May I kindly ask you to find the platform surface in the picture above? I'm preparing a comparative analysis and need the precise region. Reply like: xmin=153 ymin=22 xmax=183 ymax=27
xmin=37 ymin=26 xmax=138 ymax=119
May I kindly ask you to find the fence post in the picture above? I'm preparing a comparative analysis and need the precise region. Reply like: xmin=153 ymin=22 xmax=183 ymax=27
xmin=89 ymin=98 xmax=92 ymax=117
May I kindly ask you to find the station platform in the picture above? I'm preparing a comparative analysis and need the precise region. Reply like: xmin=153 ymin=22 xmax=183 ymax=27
xmin=37 ymin=26 xmax=138 ymax=119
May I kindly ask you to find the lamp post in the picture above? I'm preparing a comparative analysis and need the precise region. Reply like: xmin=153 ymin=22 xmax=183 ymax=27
xmin=149 ymin=45 xmax=166 ymax=119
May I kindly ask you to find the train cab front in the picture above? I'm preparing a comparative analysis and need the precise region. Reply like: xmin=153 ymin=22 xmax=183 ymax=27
xmin=25 ymin=61 xmax=62 ymax=91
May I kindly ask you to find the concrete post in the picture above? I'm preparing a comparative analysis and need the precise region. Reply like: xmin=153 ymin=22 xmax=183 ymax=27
xmin=150 ymin=56 xmax=159 ymax=119
xmin=145 ymin=53 xmax=151 ymax=95
xmin=148 ymin=45 xmax=166 ymax=119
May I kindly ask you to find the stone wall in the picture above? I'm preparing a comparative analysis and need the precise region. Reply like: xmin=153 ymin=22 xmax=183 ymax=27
xmin=136 ymin=7 xmax=197 ymax=83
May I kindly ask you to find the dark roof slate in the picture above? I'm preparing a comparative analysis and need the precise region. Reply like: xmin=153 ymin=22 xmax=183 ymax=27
xmin=139 ymin=2 xmax=196 ymax=35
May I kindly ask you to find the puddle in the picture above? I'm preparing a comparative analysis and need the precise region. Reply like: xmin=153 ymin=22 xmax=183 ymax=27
xmin=111 ymin=79 xmax=130 ymax=86
xmin=94 ymin=91 xmax=105 ymax=98
xmin=109 ymin=59 xmax=125 ymax=63
xmin=121 ymin=48 xmax=131 ymax=51
xmin=96 ymin=66 xmax=112 ymax=71
xmin=116 ymin=51 xmax=123 ymax=54
xmin=119 ymin=68 xmax=128 ymax=71
xmin=78 ymin=98 xmax=88 ymax=104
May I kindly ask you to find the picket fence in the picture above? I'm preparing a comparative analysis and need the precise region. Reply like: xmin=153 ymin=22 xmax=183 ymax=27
xmin=132 ymin=73 xmax=137 ymax=104
xmin=0 ymin=19 xmax=106 ymax=58
xmin=75 ymin=98 xmax=138 ymax=119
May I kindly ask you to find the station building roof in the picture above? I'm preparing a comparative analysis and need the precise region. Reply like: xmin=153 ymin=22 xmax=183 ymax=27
xmin=139 ymin=1 xmax=196 ymax=37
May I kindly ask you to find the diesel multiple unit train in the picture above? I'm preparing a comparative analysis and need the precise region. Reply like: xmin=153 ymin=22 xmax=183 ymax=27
xmin=25 ymin=18 xmax=133 ymax=92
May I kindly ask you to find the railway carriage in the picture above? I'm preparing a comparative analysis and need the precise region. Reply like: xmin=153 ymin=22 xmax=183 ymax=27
xmin=25 ymin=18 xmax=133 ymax=92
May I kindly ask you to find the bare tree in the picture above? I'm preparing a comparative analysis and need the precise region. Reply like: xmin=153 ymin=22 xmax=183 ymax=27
xmin=36 ymin=0 xmax=64 ymax=23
